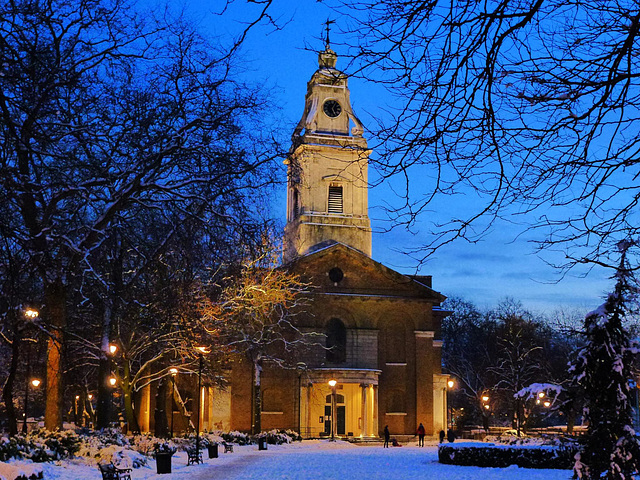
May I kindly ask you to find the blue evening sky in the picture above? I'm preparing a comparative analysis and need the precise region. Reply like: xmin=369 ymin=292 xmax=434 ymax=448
xmin=185 ymin=0 xmax=613 ymax=315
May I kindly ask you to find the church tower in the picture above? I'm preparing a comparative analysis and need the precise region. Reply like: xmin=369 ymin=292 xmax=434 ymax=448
xmin=283 ymin=44 xmax=372 ymax=262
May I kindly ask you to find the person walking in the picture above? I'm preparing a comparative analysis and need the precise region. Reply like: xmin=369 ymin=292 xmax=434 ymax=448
xmin=416 ymin=422 xmax=426 ymax=447
xmin=383 ymin=425 xmax=390 ymax=448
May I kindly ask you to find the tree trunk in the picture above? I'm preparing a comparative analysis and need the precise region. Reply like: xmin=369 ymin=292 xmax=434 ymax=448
xmin=251 ymin=361 xmax=262 ymax=435
xmin=96 ymin=301 xmax=113 ymax=429
xmin=96 ymin=356 xmax=111 ymax=429
xmin=154 ymin=378 xmax=169 ymax=438
xmin=2 ymin=315 xmax=20 ymax=436
xmin=44 ymin=280 xmax=66 ymax=431
xmin=122 ymin=361 xmax=140 ymax=433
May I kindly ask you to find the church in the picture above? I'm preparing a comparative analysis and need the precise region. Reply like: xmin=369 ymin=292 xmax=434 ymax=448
xmin=210 ymin=43 xmax=451 ymax=439
xmin=135 ymin=43 xmax=450 ymax=439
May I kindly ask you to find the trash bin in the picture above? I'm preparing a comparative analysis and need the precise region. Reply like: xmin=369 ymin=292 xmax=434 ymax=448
xmin=155 ymin=453 xmax=172 ymax=474
xmin=258 ymin=437 xmax=268 ymax=450
xmin=208 ymin=443 xmax=218 ymax=458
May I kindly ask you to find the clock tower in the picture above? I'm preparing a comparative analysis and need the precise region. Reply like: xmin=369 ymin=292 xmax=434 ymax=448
xmin=284 ymin=44 xmax=372 ymax=262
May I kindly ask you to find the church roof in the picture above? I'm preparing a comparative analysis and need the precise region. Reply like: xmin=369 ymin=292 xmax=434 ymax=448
xmin=287 ymin=241 xmax=446 ymax=304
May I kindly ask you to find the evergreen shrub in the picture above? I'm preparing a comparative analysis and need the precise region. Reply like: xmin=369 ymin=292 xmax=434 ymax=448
xmin=438 ymin=442 xmax=578 ymax=469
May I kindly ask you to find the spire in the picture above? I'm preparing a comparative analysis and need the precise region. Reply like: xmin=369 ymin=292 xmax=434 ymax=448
xmin=319 ymin=19 xmax=337 ymax=69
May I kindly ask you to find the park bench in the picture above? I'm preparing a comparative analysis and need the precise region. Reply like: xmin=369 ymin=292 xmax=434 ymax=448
xmin=222 ymin=441 xmax=234 ymax=453
xmin=98 ymin=462 xmax=132 ymax=480
xmin=186 ymin=447 xmax=203 ymax=465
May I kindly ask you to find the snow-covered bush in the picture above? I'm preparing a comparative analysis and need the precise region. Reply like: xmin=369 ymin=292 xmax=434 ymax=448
xmin=438 ymin=442 xmax=578 ymax=469
xmin=0 ymin=430 xmax=81 ymax=462
xmin=152 ymin=441 xmax=177 ymax=456
xmin=221 ymin=431 xmax=252 ymax=445
xmin=255 ymin=429 xmax=302 ymax=445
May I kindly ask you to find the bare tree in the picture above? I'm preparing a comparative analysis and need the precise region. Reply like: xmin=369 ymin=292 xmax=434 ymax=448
xmin=335 ymin=0 xmax=640 ymax=269
xmin=0 ymin=0 xmax=282 ymax=429
xmin=200 ymin=253 xmax=311 ymax=434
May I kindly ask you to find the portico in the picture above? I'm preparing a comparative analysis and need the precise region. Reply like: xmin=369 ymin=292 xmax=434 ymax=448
xmin=300 ymin=368 xmax=380 ymax=439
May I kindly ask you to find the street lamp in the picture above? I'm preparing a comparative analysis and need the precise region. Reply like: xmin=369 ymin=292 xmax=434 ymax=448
xmin=328 ymin=379 xmax=337 ymax=441
xmin=194 ymin=347 xmax=209 ymax=463
xmin=446 ymin=378 xmax=455 ymax=430
xmin=169 ymin=367 xmax=178 ymax=437
xmin=23 ymin=378 xmax=41 ymax=433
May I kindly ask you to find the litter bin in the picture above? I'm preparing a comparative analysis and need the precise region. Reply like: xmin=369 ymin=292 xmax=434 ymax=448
xmin=258 ymin=437 xmax=268 ymax=450
xmin=155 ymin=453 xmax=172 ymax=474
xmin=208 ymin=443 xmax=218 ymax=459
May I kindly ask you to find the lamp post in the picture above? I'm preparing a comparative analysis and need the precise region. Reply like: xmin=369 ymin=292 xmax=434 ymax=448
xmin=481 ymin=393 xmax=490 ymax=431
xmin=22 ymin=308 xmax=39 ymax=433
xmin=447 ymin=378 xmax=455 ymax=430
xmin=328 ymin=379 xmax=337 ymax=441
xmin=169 ymin=367 xmax=178 ymax=438
xmin=22 ymin=378 xmax=41 ymax=433
xmin=195 ymin=347 xmax=209 ymax=463
xmin=108 ymin=375 xmax=117 ymax=426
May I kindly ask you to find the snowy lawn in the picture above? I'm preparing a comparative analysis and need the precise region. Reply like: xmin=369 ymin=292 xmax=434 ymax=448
xmin=31 ymin=440 xmax=575 ymax=480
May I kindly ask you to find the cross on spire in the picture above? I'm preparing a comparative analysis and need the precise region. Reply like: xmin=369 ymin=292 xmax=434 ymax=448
xmin=324 ymin=18 xmax=335 ymax=48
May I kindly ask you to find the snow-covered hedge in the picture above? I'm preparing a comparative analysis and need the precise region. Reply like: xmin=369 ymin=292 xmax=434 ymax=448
xmin=438 ymin=442 xmax=579 ymax=469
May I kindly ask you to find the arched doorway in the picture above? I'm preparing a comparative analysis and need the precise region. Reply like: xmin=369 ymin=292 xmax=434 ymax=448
xmin=324 ymin=393 xmax=345 ymax=436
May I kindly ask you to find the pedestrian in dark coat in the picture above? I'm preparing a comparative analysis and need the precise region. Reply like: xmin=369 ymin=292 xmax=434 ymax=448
xmin=383 ymin=425 xmax=390 ymax=448
xmin=416 ymin=423 xmax=426 ymax=447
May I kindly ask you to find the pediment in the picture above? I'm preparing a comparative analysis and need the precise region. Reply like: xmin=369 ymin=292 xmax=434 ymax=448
xmin=287 ymin=242 xmax=446 ymax=303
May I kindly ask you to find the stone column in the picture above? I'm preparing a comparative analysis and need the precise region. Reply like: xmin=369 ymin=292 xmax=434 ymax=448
xmin=305 ymin=384 xmax=313 ymax=439
xmin=415 ymin=331 xmax=435 ymax=434
xmin=360 ymin=383 xmax=368 ymax=437
xmin=373 ymin=385 xmax=379 ymax=436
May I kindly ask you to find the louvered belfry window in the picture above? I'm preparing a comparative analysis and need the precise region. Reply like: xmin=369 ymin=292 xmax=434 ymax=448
xmin=328 ymin=185 xmax=343 ymax=213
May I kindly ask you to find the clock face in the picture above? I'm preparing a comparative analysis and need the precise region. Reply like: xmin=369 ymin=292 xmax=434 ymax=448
xmin=323 ymin=100 xmax=342 ymax=118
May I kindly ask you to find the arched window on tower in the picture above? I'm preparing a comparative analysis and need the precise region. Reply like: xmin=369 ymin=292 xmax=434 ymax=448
xmin=328 ymin=184 xmax=343 ymax=213
xmin=326 ymin=318 xmax=346 ymax=364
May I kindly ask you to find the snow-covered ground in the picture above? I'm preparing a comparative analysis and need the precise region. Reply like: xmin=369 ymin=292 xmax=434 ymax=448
xmin=12 ymin=440 xmax=574 ymax=480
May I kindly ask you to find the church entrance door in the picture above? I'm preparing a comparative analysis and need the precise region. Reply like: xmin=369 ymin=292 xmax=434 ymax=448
xmin=325 ymin=393 xmax=346 ymax=436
